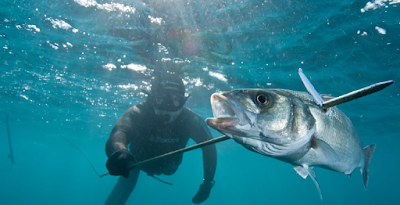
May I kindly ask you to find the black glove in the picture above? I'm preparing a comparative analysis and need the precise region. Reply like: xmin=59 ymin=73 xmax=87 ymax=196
xmin=192 ymin=180 xmax=215 ymax=204
xmin=106 ymin=149 xmax=136 ymax=178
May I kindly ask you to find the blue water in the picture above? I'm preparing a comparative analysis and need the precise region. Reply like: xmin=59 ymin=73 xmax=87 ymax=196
xmin=1 ymin=0 xmax=400 ymax=204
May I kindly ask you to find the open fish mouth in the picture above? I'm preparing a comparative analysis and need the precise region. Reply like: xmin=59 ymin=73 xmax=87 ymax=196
xmin=206 ymin=92 xmax=251 ymax=136
xmin=211 ymin=93 xmax=236 ymax=118
xmin=206 ymin=93 xmax=238 ymax=129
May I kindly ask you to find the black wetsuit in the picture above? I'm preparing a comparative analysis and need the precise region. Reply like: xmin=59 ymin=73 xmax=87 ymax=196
xmin=105 ymin=102 xmax=217 ymax=205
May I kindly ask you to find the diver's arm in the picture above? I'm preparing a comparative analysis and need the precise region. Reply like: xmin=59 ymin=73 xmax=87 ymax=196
xmin=105 ymin=109 xmax=135 ymax=157
xmin=190 ymin=114 xmax=217 ymax=203
xmin=200 ymin=139 xmax=217 ymax=182
xmin=105 ymin=130 xmax=129 ymax=157
xmin=191 ymin=117 xmax=217 ymax=183
xmin=105 ymin=108 xmax=137 ymax=177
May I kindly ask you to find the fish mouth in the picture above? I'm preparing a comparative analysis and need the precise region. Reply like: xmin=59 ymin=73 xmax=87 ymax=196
xmin=206 ymin=92 xmax=253 ymax=136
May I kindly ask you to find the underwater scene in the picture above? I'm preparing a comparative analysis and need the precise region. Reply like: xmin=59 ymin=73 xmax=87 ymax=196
xmin=1 ymin=0 xmax=400 ymax=204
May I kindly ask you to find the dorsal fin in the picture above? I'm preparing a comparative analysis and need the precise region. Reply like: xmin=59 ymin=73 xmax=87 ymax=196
xmin=298 ymin=68 xmax=324 ymax=106
xmin=320 ymin=94 xmax=334 ymax=101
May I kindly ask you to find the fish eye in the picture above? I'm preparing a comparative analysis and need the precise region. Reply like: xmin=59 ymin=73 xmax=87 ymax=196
xmin=256 ymin=94 xmax=270 ymax=106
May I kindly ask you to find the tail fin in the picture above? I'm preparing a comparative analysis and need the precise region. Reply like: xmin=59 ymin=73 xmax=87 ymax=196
xmin=363 ymin=144 xmax=376 ymax=188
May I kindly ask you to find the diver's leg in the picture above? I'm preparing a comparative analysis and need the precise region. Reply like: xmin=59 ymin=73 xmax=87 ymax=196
xmin=105 ymin=168 xmax=140 ymax=205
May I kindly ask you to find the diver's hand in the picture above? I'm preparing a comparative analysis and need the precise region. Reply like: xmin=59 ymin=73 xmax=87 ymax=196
xmin=106 ymin=149 xmax=136 ymax=178
xmin=192 ymin=180 xmax=215 ymax=204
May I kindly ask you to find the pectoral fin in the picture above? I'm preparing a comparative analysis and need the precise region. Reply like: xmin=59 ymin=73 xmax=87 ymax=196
xmin=311 ymin=138 xmax=340 ymax=163
xmin=293 ymin=165 xmax=323 ymax=201
xmin=293 ymin=165 xmax=308 ymax=179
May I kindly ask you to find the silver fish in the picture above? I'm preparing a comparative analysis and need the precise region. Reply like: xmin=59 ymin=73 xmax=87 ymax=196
xmin=206 ymin=88 xmax=375 ymax=199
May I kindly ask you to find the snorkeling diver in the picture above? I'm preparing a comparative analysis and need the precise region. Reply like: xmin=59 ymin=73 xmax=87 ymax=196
xmin=105 ymin=72 xmax=217 ymax=205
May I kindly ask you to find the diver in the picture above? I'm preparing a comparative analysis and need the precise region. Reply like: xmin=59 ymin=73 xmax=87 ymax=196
xmin=105 ymin=72 xmax=217 ymax=205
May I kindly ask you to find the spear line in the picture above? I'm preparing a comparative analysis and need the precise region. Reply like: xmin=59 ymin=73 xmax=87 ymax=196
xmin=4 ymin=115 xmax=15 ymax=164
